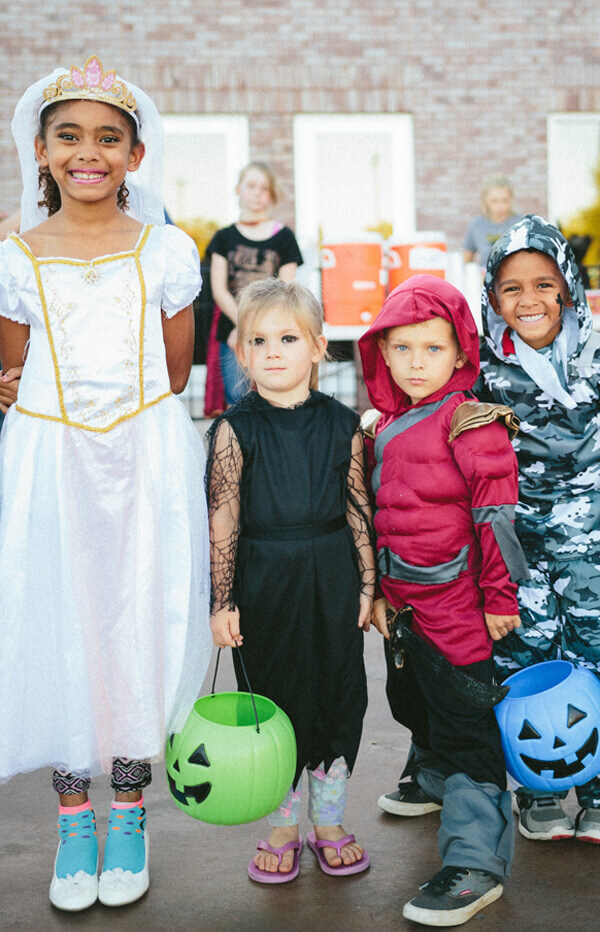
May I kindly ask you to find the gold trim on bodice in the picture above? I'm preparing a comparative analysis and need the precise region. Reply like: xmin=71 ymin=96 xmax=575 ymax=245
xmin=11 ymin=226 xmax=171 ymax=432
xmin=15 ymin=391 xmax=172 ymax=433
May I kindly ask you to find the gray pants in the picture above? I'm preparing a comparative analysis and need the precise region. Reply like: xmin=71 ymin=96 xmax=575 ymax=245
xmin=417 ymin=762 xmax=514 ymax=881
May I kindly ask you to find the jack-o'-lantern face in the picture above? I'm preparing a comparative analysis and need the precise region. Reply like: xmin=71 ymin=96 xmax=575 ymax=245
xmin=516 ymin=703 xmax=598 ymax=781
xmin=165 ymin=733 xmax=212 ymax=817
xmin=165 ymin=691 xmax=297 ymax=825
xmin=495 ymin=662 xmax=600 ymax=793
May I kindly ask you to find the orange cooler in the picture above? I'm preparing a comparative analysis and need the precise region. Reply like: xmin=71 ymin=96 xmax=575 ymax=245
xmin=321 ymin=240 xmax=385 ymax=326
xmin=387 ymin=233 xmax=447 ymax=291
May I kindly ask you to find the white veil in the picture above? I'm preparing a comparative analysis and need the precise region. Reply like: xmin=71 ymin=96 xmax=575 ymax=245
xmin=11 ymin=63 xmax=166 ymax=232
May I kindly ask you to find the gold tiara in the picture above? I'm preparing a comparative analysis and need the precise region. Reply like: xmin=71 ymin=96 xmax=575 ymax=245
xmin=40 ymin=56 xmax=138 ymax=122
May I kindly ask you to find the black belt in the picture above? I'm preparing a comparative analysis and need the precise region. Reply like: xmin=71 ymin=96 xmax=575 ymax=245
xmin=242 ymin=515 xmax=347 ymax=541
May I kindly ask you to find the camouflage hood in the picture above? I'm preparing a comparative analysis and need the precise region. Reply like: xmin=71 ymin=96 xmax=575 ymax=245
xmin=482 ymin=214 xmax=592 ymax=363
xmin=477 ymin=216 xmax=600 ymax=566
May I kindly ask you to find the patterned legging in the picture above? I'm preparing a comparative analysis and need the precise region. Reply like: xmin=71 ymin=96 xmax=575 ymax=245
xmin=268 ymin=757 xmax=349 ymax=827
xmin=52 ymin=758 xmax=152 ymax=795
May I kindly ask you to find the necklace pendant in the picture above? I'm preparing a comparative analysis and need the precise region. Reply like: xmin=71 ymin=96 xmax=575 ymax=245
xmin=83 ymin=263 xmax=101 ymax=284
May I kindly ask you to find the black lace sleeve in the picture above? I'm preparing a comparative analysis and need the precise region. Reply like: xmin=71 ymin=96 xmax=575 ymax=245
xmin=346 ymin=426 xmax=377 ymax=600
xmin=205 ymin=417 xmax=243 ymax=612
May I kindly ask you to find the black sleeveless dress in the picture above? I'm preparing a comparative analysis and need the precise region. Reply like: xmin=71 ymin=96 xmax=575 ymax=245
xmin=206 ymin=391 xmax=369 ymax=786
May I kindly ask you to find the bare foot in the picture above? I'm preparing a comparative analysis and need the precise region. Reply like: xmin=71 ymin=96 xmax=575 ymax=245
xmin=313 ymin=824 xmax=364 ymax=868
xmin=253 ymin=825 xmax=300 ymax=874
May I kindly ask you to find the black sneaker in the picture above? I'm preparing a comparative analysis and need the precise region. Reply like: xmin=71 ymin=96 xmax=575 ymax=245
xmin=402 ymin=866 xmax=503 ymax=927
xmin=377 ymin=780 xmax=442 ymax=817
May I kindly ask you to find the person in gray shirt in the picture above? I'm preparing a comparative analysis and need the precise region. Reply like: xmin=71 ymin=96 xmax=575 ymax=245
xmin=463 ymin=175 xmax=521 ymax=267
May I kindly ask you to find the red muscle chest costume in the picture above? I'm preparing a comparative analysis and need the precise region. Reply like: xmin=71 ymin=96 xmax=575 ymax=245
xmin=359 ymin=276 xmax=521 ymax=666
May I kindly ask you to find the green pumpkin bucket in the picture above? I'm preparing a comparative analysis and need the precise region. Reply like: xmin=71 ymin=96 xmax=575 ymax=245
xmin=165 ymin=649 xmax=296 ymax=825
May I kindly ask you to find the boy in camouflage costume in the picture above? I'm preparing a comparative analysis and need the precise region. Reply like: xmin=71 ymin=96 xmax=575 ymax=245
xmin=478 ymin=215 xmax=600 ymax=844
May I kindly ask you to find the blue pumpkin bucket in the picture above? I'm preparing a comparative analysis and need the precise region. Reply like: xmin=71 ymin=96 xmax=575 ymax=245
xmin=495 ymin=660 xmax=600 ymax=792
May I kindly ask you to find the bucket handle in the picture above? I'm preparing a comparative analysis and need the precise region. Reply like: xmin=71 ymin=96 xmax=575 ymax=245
xmin=210 ymin=646 xmax=261 ymax=734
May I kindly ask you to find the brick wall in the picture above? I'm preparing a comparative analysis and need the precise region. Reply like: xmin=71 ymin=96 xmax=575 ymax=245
xmin=1 ymin=0 xmax=599 ymax=247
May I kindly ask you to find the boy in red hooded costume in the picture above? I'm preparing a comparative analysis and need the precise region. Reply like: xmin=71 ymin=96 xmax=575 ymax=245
xmin=359 ymin=275 xmax=528 ymax=927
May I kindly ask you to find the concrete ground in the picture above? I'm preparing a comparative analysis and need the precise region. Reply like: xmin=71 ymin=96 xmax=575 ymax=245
xmin=0 ymin=630 xmax=597 ymax=932
xmin=1 ymin=419 xmax=597 ymax=929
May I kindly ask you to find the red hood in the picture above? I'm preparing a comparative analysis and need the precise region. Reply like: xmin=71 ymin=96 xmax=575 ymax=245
xmin=358 ymin=275 xmax=480 ymax=416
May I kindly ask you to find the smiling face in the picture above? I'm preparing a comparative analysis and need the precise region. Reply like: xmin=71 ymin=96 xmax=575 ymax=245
xmin=516 ymin=704 xmax=598 ymax=782
xmin=237 ymin=305 xmax=327 ymax=406
xmin=378 ymin=316 xmax=466 ymax=405
xmin=166 ymin=733 xmax=212 ymax=814
xmin=496 ymin=664 xmax=600 ymax=793
xmin=34 ymin=99 xmax=144 ymax=210
xmin=490 ymin=250 xmax=571 ymax=350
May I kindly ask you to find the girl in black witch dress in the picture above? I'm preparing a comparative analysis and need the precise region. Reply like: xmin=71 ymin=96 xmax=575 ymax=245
xmin=206 ymin=279 xmax=375 ymax=884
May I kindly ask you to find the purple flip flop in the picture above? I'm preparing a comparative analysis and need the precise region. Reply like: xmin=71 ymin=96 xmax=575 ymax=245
xmin=307 ymin=831 xmax=370 ymax=876
xmin=248 ymin=836 xmax=303 ymax=884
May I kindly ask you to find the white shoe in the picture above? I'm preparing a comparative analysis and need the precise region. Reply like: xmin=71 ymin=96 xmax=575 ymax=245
xmin=98 ymin=831 xmax=149 ymax=907
xmin=49 ymin=843 xmax=98 ymax=911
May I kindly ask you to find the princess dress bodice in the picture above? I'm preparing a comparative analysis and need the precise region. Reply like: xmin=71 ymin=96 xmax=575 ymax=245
xmin=1 ymin=224 xmax=196 ymax=432
xmin=0 ymin=221 xmax=211 ymax=782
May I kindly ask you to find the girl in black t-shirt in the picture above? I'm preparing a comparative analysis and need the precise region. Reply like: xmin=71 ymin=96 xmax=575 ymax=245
xmin=208 ymin=162 xmax=303 ymax=406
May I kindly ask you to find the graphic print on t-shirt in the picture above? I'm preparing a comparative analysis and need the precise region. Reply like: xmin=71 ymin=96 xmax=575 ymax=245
xmin=228 ymin=244 xmax=282 ymax=297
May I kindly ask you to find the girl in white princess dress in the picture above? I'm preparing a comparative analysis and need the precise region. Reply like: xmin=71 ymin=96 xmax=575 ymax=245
xmin=0 ymin=57 xmax=211 ymax=911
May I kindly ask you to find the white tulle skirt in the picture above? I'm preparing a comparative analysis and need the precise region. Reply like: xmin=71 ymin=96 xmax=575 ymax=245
xmin=0 ymin=396 xmax=211 ymax=782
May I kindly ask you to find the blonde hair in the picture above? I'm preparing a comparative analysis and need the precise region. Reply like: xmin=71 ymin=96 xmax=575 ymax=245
xmin=481 ymin=173 xmax=513 ymax=217
xmin=236 ymin=279 xmax=326 ymax=390
xmin=238 ymin=161 xmax=281 ymax=205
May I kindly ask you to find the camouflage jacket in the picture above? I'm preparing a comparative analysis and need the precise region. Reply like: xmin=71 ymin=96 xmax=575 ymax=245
xmin=477 ymin=215 xmax=600 ymax=563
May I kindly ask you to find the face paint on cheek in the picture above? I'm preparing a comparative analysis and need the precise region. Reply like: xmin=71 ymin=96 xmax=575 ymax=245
xmin=556 ymin=293 xmax=564 ymax=315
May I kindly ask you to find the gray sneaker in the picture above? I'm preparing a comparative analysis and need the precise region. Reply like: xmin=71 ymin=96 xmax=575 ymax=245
xmin=402 ymin=866 xmax=503 ymax=927
xmin=377 ymin=780 xmax=442 ymax=817
xmin=514 ymin=795 xmax=575 ymax=841
xmin=575 ymin=807 xmax=600 ymax=844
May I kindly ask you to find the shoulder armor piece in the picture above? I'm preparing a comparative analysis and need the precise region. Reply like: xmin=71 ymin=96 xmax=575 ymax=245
xmin=448 ymin=401 xmax=520 ymax=443
xmin=361 ymin=408 xmax=382 ymax=439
